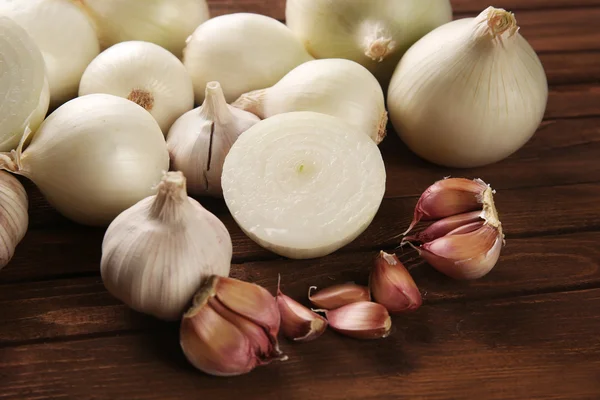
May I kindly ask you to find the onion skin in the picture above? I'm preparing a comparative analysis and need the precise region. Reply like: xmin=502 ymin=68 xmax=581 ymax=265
xmin=285 ymin=0 xmax=452 ymax=87
xmin=388 ymin=7 xmax=548 ymax=168
xmin=0 ymin=94 xmax=169 ymax=227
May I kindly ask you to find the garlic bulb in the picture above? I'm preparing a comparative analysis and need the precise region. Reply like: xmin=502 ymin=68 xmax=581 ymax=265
xmin=286 ymin=0 xmax=452 ymax=86
xmin=183 ymin=13 xmax=313 ymax=103
xmin=0 ymin=0 xmax=100 ymax=107
xmin=222 ymin=112 xmax=386 ymax=259
xmin=167 ymin=82 xmax=260 ymax=197
xmin=233 ymin=59 xmax=387 ymax=144
xmin=0 ymin=171 xmax=28 ymax=270
xmin=80 ymin=41 xmax=194 ymax=133
xmin=180 ymin=276 xmax=285 ymax=376
xmin=75 ymin=0 xmax=209 ymax=58
xmin=0 ymin=16 xmax=49 ymax=152
xmin=102 ymin=172 xmax=232 ymax=321
xmin=0 ymin=94 xmax=169 ymax=227
xmin=388 ymin=7 xmax=548 ymax=168
xmin=403 ymin=178 xmax=505 ymax=280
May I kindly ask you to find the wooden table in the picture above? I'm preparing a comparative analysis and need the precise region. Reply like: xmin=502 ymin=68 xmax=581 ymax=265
xmin=2 ymin=0 xmax=600 ymax=399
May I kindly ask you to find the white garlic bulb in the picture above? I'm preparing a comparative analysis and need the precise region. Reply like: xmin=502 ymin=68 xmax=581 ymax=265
xmin=0 ymin=171 xmax=28 ymax=270
xmin=79 ymin=41 xmax=194 ymax=133
xmin=167 ymin=82 xmax=260 ymax=197
xmin=101 ymin=171 xmax=233 ymax=321
xmin=0 ymin=0 xmax=100 ymax=107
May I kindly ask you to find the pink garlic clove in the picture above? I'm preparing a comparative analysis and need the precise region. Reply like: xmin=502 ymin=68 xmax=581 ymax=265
xmin=403 ymin=178 xmax=490 ymax=235
xmin=308 ymin=283 xmax=371 ymax=310
xmin=370 ymin=251 xmax=422 ymax=314
xmin=323 ymin=301 xmax=392 ymax=340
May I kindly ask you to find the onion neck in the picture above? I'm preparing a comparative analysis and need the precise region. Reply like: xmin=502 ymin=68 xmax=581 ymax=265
xmin=472 ymin=7 xmax=519 ymax=44
xmin=358 ymin=21 xmax=396 ymax=62
xmin=149 ymin=171 xmax=189 ymax=223
xmin=201 ymin=82 xmax=232 ymax=124
xmin=0 ymin=126 xmax=33 ymax=175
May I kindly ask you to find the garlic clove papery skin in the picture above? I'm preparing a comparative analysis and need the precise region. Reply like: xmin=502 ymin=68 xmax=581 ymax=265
xmin=222 ymin=112 xmax=386 ymax=259
xmin=75 ymin=0 xmax=209 ymax=59
xmin=0 ymin=171 xmax=28 ymax=270
xmin=183 ymin=13 xmax=313 ymax=104
xmin=403 ymin=211 xmax=484 ymax=245
xmin=167 ymin=82 xmax=260 ymax=197
xmin=180 ymin=276 xmax=285 ymax=376
xmin=403 ymin=178 xmax=490 ymax=235
xmin=0 ymin=0 xmax=100 ymax=107
xmin=285 ymin=0 xmax=452 ymax=87
xmin=233 ymin=58 xmax=388 ymax=144
xmin=388 ymin=7 xmax=548 ymax=168
xmin=79 ymin=41 xmax=194 ymax=134
xmin=101 ymin=172 xmax=232 ymax=321
xmin=277 ymin=285 xmax=328 ymax=342
xmin=324 ymin=301 xmax=392 ymax=340
xmin=308 ymin=283 xmax=371 ymax=310
xmin=0 ymin=17 xmax=50 ymax=152
xmin=370 ymin=251 xmax=422 ymax=314
xmin=418 ymin=223 xmax=504 ymax=281
xmin=0 ymin=94 xmax=169 ymax=226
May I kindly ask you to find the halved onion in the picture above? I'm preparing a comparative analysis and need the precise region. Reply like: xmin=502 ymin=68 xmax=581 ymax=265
xmin=222 ymin=112 xmax=386 ymax=259
xmin=0 ymin=16 xmax=49 ymax=151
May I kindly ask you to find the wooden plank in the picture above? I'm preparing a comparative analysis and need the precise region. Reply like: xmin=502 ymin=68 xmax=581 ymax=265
xmin=452 ymin=0 xmax=600 ymax=12
xmin=1 ymin=232 xmax=599 ymax=344
xmin=381 ymin=117 xmax=600 ymax=198
xmin=5 ymin=181 xmax=600 ymax=283
xmin=1 ymin=289 xmax=599 ymax=399
xmin=207 ymin=0 xmax=600 ymax=19
xmin=207 ymin=2 xmax=600 ymax=54
xmin=541 ymin=51 xmax=600 ymax=85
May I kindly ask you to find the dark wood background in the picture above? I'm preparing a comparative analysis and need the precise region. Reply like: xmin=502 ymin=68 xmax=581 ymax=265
xmin=2 ymin=0 xmax=600 ymax=399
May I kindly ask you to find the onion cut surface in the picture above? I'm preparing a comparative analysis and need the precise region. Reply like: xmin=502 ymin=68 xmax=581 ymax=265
xmin=222 ymin=112 xmax=386 ymax=259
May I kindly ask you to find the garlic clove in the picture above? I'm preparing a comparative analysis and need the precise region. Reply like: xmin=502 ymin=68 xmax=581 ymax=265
xmin=402 ymin=210 xmax=483 ymax=245
xmin=403 ymin=178 xmax=490 ymax=236
xmin=0 ymin=171 xmax=29 ymax=269
xmin=370 ymin=251 xmax=422 ymax=314
xmin=180 ymin=282 xmax=285 ymax=377
xmin=308 ymin=283 xmax=371 ymax=310
xmin=211 ymin=276 xmax=281 ymax=339
xmin=418 ymin=223 xmax=504 ymax=280
xmin=276 ymin=285 xmax=328 ymax=342
xmin=323 ymin=301 xmax=392 ymax=340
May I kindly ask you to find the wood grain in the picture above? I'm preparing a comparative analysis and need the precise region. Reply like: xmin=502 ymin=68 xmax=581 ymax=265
xmin=4 ymin=181 xmax=600 ymax=284
xmin=1 ymin=232 xmax=598 ymax=344
xmin=1 ymin=289 xmax=600 ymax=400
xmin=1 ymin=1 xmax=599 ymax=399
